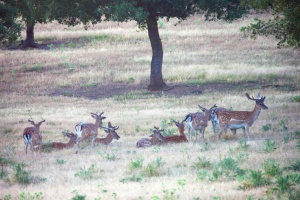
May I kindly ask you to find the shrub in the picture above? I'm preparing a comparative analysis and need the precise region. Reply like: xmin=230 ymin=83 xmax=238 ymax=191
xmin=75 ymin=164 xmax=96 ymax=180
xmin=262 ymin=124 xmax=272 ymax=132
xmin=13 ymin=163 xmax=31 ymax=184
xmin=19 ymin=192 xmax=43 ymax=200
xmin=71 ymin=190 xmax=86 ymax=200
xmin=263 ymin=159 xmax=282 ymax=178
xmin=129 ymin=156 xmax=144 ymax=173
xmin=263 ymin=139 xmax=276 ymax=153
xmin=248 ymin=170 xmax=270 ymax=187
xmin=191 ymin=157 xmax=212 ymax=171
xmin=142 ymin=156 xmax=165 ymax=177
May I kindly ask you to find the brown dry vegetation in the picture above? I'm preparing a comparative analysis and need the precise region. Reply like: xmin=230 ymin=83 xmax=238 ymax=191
xmin=0 ymin=14 xmax=299 ymax=200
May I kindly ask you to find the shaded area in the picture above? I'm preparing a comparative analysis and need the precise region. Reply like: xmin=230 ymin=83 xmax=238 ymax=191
xmin=48 ymin=81 xmax=298 ymax=100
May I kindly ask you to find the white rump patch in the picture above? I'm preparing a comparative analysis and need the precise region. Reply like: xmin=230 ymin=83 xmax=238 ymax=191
xmin=75 ymin=121 xmax=84 ymax=138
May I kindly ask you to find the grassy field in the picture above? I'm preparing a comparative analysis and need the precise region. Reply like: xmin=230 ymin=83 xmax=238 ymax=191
xmin=0 ymin=13 xmax=299 ymax=200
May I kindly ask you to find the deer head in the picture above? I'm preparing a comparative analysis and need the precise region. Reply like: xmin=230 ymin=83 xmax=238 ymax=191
xmin=150 ymin=127 xmax=165 ymax=142
xmin=245 ymin=93 xmax=268 ymax=110
xmin=28 ymin=119 xmax=45 ymax=129
xmin=100 ymin=122 xmax=120 ymax=140
xmin=91 ymin=112 xmax=106 ymax=127
xmin=198 ymin=104 xmax=218 ymax=120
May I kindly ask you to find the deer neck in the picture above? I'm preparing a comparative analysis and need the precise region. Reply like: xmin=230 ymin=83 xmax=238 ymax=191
xmin=102 ymin=133 xmax=114 ymax=145
xmin=248 ymin=104 xmax=262 ymax=126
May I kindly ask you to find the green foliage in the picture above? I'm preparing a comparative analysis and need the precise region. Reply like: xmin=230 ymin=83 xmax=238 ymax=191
xmin=262 ymin=124 xmax=272 ymax=132
xmin=13 ymin=163 xmax=31 ymax=184
xmin=238 ymin=138 xmax=250 ymax=150
xmin=248 ymin=169 xmax=270 ymax=187
xmin=55 ymin=159 xmax=65 ymax=165
xmin=285 ymin=160 xmax=300 ymax=172
xmin=191 ymin=157 xmax=212 ymax=170
xmin=98 ymin=149 xmax=119 ymax=161
xmin=40 ymin=141 xmax=52 ymax=153
xmin=0 ymin=1 xmax=22 ymax=44
xmin=75 ymin=164 xmax=96 ymax=180
xmin=120 ymin=173 xmax=143 ymax=183
xmin=142 ymin=156 xmax=165 ymax=177
xmin=291 ymin=95 xmax=300 ymax=102
xmin=129 ymin=156 xmax=144 ymax=172
xmin=263 ymin=139 xmax=276 ymax=153
xmin=71 ymin=190 xmax=86 ymax=200
xmin=297 ymin=140 xmax=300 ymax=151
xmin=241 ymin=0 xmax=300 ymax=48
xmin=19 ymin=192 xmax=43 ymax=200
xmin=263 ymin=159 xmax=282 ymax=178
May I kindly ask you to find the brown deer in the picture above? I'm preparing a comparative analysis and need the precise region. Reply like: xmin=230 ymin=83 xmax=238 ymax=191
xmin=183 ymin=105 xmax=217 ymax=142
xmin=215 ymin=93 xmax=268 ymax=140
xmin=163 ymin=120 xmax=188 ymax=143
xmin=50 ymin=131 xmax=77 ymax=150
xmin=22 ymin=119 xmax=45 ymax=155
xmin=136 ymin=127 xmax=166 ymax=148
xmin=95 ymin=122 xmax=120 ymax=145
xmin=75 ymin=112 xmax=106 ymax=153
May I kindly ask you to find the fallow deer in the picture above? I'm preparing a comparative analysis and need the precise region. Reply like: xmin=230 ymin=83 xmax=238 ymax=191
xmin=136 ymin=126 xmax=166 ymax=148
xmin=22 ymin=119 xmax=45 ymax=155
xmin=50 ymin=131 xmax=77 ymax=150
xmin=75 ymin=112 xmax=106 ymax=153
xmin=210 ymin=107 xmax=237 ymax=134
xmin=215 ymin=93 xmax=268 ymax=140
xmin=163 ymin=120 xmax=188 ymax=143
xmin=95 ymin=122 xmax=120 ymax=145
xmin=183 ymin=105 xmax=217 ymax=142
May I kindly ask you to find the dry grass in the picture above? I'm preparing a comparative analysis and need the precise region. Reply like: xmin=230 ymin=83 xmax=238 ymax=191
xmin=0 ymin=14 xmax=299 ymax=200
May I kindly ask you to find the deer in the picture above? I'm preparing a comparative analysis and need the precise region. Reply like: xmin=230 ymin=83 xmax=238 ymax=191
xmin=50 ymin=131 xmax=77 ymax=150
xmin=22 ymin=119 xmax=45 ymax=155
xmin=215 ymin=93 xmax=268 ymax=140
xmin=95 ymin=122 xmax=120 ymax=145
xmin=163 ymin=120 xmax=188 ymax=143
xmin=136 ymin=126 xmax=166 ymax=148
xmin=75 ymin=112 xmax=106 ymax=154
xmin=183 ymin=105 xmax=217 ymax=142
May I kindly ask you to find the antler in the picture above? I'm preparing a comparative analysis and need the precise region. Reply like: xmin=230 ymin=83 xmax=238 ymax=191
xmin=245 ymin=93 xmax=256 ymax=101
xmin=28 ymin=119 xmax=35 ymax=124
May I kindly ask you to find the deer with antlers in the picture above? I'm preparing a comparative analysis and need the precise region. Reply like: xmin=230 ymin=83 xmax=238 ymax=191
xmin=75 ymin=112 xmax=106 ymax=153
xmin=22 ymin=119 xmax=45 ymax=155
xmin=95 ymin=122 xmax=120 ymax=145
xmin=183 ymin=105 xmax=217 ymax=142
xmin=50 ymin=131 xmax=77 ymax=150
xmin=163 ymin=120 xmax=188 ymax=143
xmin=215 ymin=93 xmax=268 ymax=140
xmin=136 ymin=126 xmax=166 ymax=148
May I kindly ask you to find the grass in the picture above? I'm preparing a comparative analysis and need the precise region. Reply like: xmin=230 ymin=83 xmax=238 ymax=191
xmin=0 ymin=13 xmax=299 ymax=200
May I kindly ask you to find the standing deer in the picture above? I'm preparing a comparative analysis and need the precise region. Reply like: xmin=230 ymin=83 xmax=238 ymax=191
xmin=136 ymin=126 xmax=166 ymax=148
xmin=75 ymin=112 xmax=106 ymax=154
xmin=183 ymin=105 xmax=217 ymax=142
xmin=95 ymin=122 xmax=120 ymax=145
xmin=163 ymin=120 xmax=188 ymax=143
xmin=210 ymin=107 xmax=237 ymax=135
xmin=215 ymin=93 xmax=268 ymax=140
xmin=50 ymin=131 xmax=77 ymax=150
xmin=22 ymin=119 xmax=45 ymax=155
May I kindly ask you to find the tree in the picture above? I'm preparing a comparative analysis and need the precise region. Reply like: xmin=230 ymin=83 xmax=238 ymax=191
xmin=101 ymin=0 xmax=248 ymax=91
xmin=7 ymin=0 xmax=51 ymax=48
xmin=241 ymin=0 xmax=300 ymax=48
xmin=0 ymin=1 xmax=22 ymax=45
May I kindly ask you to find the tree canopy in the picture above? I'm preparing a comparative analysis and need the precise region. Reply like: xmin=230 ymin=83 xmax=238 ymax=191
xmin=241 ymin=0 xmax=300 ymax=48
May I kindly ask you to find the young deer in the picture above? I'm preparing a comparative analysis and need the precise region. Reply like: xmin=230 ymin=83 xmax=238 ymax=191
xmin=163 ymin=120 xmax=188 ymax=143
xmin=50 ymin=131 xmax=77 ymax=150
xmin=22 ymin=119 xmax=45 ymax=155
xmin=95 ymin=122 xmax=120 ymax=145
xmin=183 ymin=105 xmax=217 ymax=142
xmin=136 ymin=127 xmax=166 ymax=148
xmin=75 ymin=112 xmax=106 ymax=153
xmin=215 ymin=93 xmax=268 ymax=140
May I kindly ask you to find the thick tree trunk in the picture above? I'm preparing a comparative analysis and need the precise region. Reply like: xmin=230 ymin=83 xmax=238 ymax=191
xmin=147 ymin=17 xmax=168 ymax=91
xmin=21 ymin=24 xmax=47 ymax=49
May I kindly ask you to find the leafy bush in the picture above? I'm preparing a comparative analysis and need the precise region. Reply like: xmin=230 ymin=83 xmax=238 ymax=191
xmin=263 ymin=159 xmax=282 ymax=178
xmin=248 ymin=169 xmax=270 ymax=187
xmin=262 ymin=124 xmax=272 ymax=132
xmin=191 ymin=157 xmax=212 ymax=171
xmin=129 ymin=156 xmax=144 ymax=172
xmin=13 ymin=163 xmax=31 ymax=184
xmin=120 ymin=173 xmax=143 ymax=183
xmin=263 ymin=139 xmax=276 ymax=153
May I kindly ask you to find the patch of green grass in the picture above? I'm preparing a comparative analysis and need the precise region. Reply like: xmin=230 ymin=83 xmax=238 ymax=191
xmin=13 ymin=163 xmax=31 ymax=184
xmin=262 ymin=123 xmax=272 ymax=132
xmin=263 ymin=159 xmax=282 ymax=178
xmin=74 ymin=164 xmax=96 ymax=180
xmin=71 ymin=190 xmax=86 ymax=200
xmin=291 ymin=95 xmax=300 ymax=102
xmin=142 ymin=156 xmax=165 ymax=177
xmin=55 ymin=159 xmax=65 ymax=165
xmin=129 ymin=156 xmax=144 ymax=173
xmin=19 ymin=192 xmax=43 ymax=200
xmin=82 ymin=34 xmax=109 ymax=43
xmin=263 ymin=139 xmax=276 ymax=153
xmin=191 ymin=157 xmax=212 ymax=171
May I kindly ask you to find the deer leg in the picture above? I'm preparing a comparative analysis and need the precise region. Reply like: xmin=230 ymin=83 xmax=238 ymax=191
xmin=230 ymin=129 xmax=237 ymax=135
xmin=201 ymin=128 xmax=205 ymax=143
xmin=244 ymin=126 xmax=250 ymax=139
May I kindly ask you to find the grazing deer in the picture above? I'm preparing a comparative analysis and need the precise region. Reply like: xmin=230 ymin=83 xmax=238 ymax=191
xmin=75 ymin=112 xmax=106 ymax=154
xmin=183 ymin=105 xmax=217 ymax=142
xmin=50 ymin=131 xmax=77 ymax=150
xmin=163 ymin=120 xmax=188 ymax=143
xmin=22 ymin=119 xmax=45 ymax=155
xmin=95 ymin=122 xmax=120 ymax=145
xmin=136 ymin=126 xmax=166 ymax=148
xmin=215 ymin=93 xmax=268 ymax=140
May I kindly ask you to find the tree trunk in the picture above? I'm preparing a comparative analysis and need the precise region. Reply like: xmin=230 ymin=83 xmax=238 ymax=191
xmin=21 ymin=24 xmax=46 ymax=49
xmin=147 ymin=17 xmax=168 ymax=91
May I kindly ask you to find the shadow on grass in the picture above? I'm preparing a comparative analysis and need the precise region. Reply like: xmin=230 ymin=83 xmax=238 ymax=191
xmin=48 ymin=80 xmax=298 ymax=100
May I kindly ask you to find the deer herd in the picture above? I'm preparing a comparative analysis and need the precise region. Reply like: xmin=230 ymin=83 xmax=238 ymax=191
xmin=22 ymin=93 xmax=268 ymax=155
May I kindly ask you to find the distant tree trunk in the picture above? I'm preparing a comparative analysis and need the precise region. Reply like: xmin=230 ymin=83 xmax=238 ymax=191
xmin=147 ymin=16 xmax=168 ymax=91
xmin=21 ymin=23 xmax=45 ymax=49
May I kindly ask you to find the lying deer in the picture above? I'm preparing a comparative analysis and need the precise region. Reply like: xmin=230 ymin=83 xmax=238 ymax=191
xmin=22 ymin=119 xmax=45 ymax=155
xmin=215 ymin=93 xmax=268 ymax=140
xmin=136 ymin=126 xmax=166 ymax=148
xmin=163 ymin=120 xmax=188 ymax=143
xmin=95 ymin=122 xmax=120 ymax=145
xmin=50 ymin=131 xmax=77 ymax=150
xmin=183 ymin=105 xmax=217 ymax=142
xmin=75 ymin=112 xmax=106 ymax=153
